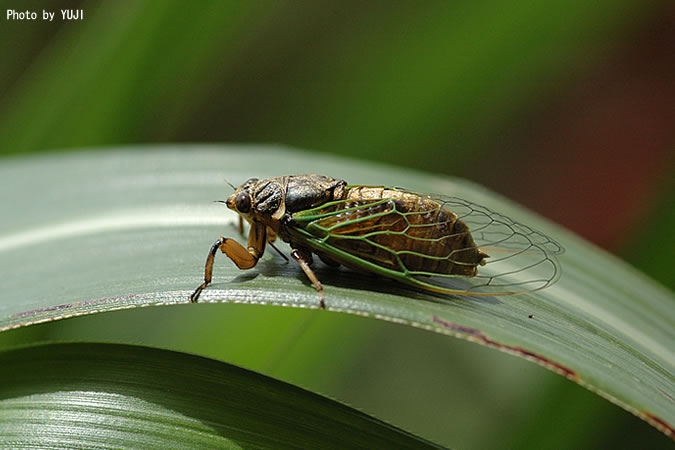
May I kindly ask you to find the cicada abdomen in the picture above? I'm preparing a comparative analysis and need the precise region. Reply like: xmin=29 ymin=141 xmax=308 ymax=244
xmin=292 ymin=186 xmax=563 ymax=297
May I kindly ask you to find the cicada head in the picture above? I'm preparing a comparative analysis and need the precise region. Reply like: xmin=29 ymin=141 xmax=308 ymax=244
xmin=226 ymin=178 xmax=259 ymax=220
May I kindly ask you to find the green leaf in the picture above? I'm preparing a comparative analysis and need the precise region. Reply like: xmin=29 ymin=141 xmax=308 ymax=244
xmin=0 ymin=146 xmax=673 ymax=441
xmin=0 ymin=342 xmax=437 ymax=448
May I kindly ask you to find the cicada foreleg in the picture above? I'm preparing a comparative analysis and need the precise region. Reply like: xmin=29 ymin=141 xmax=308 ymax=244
xmin=237 ymin=216 xmax=244 ymax=236
xmin=190 ymin=221 xmax=267 ymax=302
xmin=236 ymin=217 xmax=287 ymax=261
xmin=290 ymin=247 xmax=325 ymax=309
xmin=267 ymin=228 xmax=290 ymax=263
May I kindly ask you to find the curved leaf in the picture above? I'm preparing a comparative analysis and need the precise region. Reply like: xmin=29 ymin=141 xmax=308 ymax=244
xmin=0 ymin=146 xmax=673 ymax=439
xmin=0 ymin=342 xmax=437 ymax=448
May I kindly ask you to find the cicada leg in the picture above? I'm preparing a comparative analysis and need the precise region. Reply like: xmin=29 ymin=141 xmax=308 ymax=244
xmin=290 ymin=247 xmax=325 ymax=309
xmin=267 ymin=227 xmax=290 ymax=263
xmin=190 ymin=221 xmax=267 ymax=302
xmin=267 ymin=227 xmax=278 ymax=243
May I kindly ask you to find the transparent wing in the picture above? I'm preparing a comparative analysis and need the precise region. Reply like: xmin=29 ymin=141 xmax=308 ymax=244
xmin=420 ymin=192 xmax=563 ymax=296
xmin=292 ymin=189 xmax=564 ymax=297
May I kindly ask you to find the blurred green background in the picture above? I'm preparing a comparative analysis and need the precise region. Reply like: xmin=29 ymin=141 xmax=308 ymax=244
xmin=1 ymin=0 xmax=673 ymax=448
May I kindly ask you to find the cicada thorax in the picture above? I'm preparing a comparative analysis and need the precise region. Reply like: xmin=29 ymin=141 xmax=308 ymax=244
xmin=235 ymin=174 xmax=347 ymax=235
xmin=303 ymin=186 xmax=488 ymax=277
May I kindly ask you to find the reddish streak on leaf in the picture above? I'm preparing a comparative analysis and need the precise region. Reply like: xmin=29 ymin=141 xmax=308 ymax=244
xmin=431 ymin=315 xmax=577 ymax=379
xmin=642 ymin=412 xmax=674 ymax=440
xmin=431 ymin=315 xmax=675 ymax=440
xmin=11 ymin=298 xmax=112 ymax=318
xmin=657 ymin=387 xmax=675 ymax=404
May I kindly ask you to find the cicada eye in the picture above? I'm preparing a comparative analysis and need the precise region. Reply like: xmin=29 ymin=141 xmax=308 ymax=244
xmin=235 ymin=191 xmax=251 ymax=213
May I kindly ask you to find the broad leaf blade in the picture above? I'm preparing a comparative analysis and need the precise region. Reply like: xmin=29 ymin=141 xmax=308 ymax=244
xmin=0 ymin=146 xmax=673 ymax=438
xmin=0 ymin=342 xmax=437 ymax=448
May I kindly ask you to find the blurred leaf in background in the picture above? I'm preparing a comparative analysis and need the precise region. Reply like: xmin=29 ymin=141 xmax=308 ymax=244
xmin=1 ymin=1 xmax=673 ymax=448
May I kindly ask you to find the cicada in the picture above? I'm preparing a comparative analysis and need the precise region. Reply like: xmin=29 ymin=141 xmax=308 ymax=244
xmin=190 ymin=174 xmax=563 ymax=308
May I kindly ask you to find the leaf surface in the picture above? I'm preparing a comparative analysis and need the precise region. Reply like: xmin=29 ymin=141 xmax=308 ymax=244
xmin=0 ymin=146 xmax=673 ymax=438
xmin=0 ymin=342 xmax=437 ymax=448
